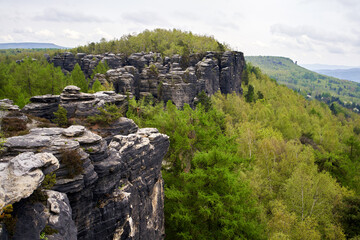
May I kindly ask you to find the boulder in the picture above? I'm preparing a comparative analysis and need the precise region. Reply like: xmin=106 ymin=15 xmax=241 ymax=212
xmin=0 ymin=152 xmax=59 ymax=209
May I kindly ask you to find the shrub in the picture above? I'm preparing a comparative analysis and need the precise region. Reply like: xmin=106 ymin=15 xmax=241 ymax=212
xmin=0 ymin=204 xmax=17 ymax=237
xmin=149 ymin=63 xmax=159 ymax=77
xmin=53 ymin=105 xmax=68 ymax=127
xmin=30 ymin=173 xmax=57 ymax=204
xmin=1 ymin=116 xmax=27 ymax=134
xmin=194 ymin=91 xmax=212 ymax=112
xmin=60 ymin=149 xmax=83 ymax=178
xmin=87 ymin=103 xmax=123 ymax=126
xmin=41 ymin=225 xmax=59 ymax=236
xmin=0 ymin=131 xmax=5 ymax=152
xmin=92 ymin=79 xmax=102 ymax=92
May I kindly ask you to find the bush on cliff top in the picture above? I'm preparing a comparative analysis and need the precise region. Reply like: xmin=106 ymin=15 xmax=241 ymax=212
xmin=87 ymin=103 xmax=123 ymax=126
xmin=72 ymin=28 xmax=230 ymax=56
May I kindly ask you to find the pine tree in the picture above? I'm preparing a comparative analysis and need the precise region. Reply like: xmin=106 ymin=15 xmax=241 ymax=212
xmin=71 ymin=63 xmax=88 ymax=92
xmin=245 ymin=84 xmax=255 ymax=103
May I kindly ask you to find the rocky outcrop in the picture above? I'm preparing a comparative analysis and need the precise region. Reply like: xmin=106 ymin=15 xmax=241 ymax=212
xmin=50 ymin=51 xmax=245 ymax=107
xmin=0 ymin=152 xmax=59 ymax=209
xmin=22 ymin=85 xmax=128 ymax=120
xmin=12 ymin=190 xmax=77 ymax=240
xmin=0 ymin=123 xmax=169 ymax=239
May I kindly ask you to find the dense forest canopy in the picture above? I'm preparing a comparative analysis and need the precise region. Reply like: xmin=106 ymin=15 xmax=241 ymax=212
xmin=246 ymin=56 xmax=360 ymax=112
xmin=127 ymin=64 xmax=360 ymax=239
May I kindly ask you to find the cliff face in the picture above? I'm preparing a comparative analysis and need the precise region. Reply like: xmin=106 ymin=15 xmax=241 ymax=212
xmin=0 ymin=94 xmax=169 ymax=240
xmin=51 ymin=51 xmax=245 ymax=107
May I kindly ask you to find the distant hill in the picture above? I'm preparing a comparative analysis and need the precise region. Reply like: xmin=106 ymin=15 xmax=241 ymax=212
xmin=0 ymin=42 xmax=67 ymax=49
xmin=246 ymin=56 xmax=360 ymax=108
xmin=313 ymin=68 xmax=360 ymax=83
xmin=301 ymin=64 xmax=359 ymax=71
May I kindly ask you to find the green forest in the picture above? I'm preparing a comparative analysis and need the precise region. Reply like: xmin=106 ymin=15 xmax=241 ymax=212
xmin=1 ymin=29 xmax=360 ymax=239
xmin=246 ymin=56 xmax=360 ymax=112
xmin=127 ymin=64 xmax=360 ymax=239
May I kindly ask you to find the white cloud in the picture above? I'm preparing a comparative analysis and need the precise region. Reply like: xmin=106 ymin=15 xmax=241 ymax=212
xmin=35 ymin=29 xmax=55 ymax=38
xmin=33 ymin=8 xmax=111 ymax=22
xmin=0 ymin=34 xmax=14 ymax=41
xmin=93 ymin=28 xmax=113 ymax=40
xmin=13 ymin=27 xmax=33 ymax=34
xmin=122 ymin=12 xmax=169 ymax=26
xmin=63 ymin=29 xmax=82 ymax=40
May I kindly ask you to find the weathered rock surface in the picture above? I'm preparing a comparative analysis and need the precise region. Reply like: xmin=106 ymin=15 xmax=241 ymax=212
xmin=0 ymin=152 xmax=59 ymax=209
xmin=50 ymin=51 xmax=245 ymax=107
xmin=1 ymin=123 xmax=169 ymax=240
xmin=22 ymin=85 xmax=128 ymax=120
xmin=12 ymin=190 xmax=77 ymax=240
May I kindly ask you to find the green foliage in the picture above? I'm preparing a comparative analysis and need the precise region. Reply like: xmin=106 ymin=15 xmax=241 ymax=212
xmin=127 ymin=98 xmax=265 ymax=239
xmin=71 ymin=63 xmax=88 ymax=92
xmin=245 ymin=84 xmax=255 ymax=102
xmin=0 ymin=131 xmax=5 ymax=152
xmin=90 ymin=60 xmax=109 ymax=79
xmin=127 ymin=64 xmax=360 ymax=239
xmin=0 ymin=204 xmax=16 ymax=237
xmin=91 ymin=79 xmax=103 ymax=93
xmin=40 ymin=232 xmax=48 ymax=240
xmin=194 ymin=91 xmax=212 ymax=112
xmin=166 ymin=149 xmax=265 ymax=240
xmin=337 ymin=195 xmax=360 ymax=238
xmin=87 ymin=103 xmax=123 ymax=126
xmin=53 ymin=105 xmax=68 ymax=127
xmin=149 ymin=63 xmax=159 ymax=77
xmin=0 ymin=58 xmax=68 ymax=107
xmin=246 ymin=56 xmax=360 ymax=111
xmin=30 ymin=173 xmax=57 ymax=204
xmin=41 ymin=173 xmax=57 ymax=190
xmin=60 ymin=149 xmax=83 ymax=178
xmin=41 ymin=225 xmax=59 ymax=236
xmin=71 ymin=29 xmax=230 ymax=56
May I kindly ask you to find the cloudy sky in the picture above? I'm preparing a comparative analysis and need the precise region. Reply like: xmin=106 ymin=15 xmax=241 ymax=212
xmin=0 ymin=0 xmax=359 ymax=66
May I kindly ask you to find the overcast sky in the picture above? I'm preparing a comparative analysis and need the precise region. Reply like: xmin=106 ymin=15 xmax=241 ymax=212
xmin=0 ymin=0 xmax=359 ymax=66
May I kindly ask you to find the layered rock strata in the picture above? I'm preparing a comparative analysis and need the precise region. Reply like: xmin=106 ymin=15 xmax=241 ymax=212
xmin=0 ymin=123 xmax=169 ymax=239
xmin=51 ymin=51 xmax=245 ymax=107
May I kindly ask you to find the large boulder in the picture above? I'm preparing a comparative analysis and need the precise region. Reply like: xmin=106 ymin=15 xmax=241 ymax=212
xmin=0 ymin=152 xmax=59 ymax=209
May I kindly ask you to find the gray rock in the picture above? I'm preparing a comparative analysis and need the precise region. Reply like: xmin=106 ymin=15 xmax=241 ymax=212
xmin=22 ymin=100 xmax=59 ymax=119
xmin=0 ymin=223 xmax=9 ymax=240
xmin=11 ymin=190 xmax=76 ymax=240
xmin=45 ymin=190 xmax=77 ymax=240
xmin=0 ymin=121 xmax=169 ymax=239
xmin=0 ymin=152 xmax=59 ymax=208
xmin=48 ymin=51 xmax=245 ymax=108
xmin=62 ymin=125 xmax=86 ymax=137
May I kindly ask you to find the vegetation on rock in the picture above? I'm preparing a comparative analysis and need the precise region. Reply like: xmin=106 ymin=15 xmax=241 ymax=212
xmin=60 ymin=149 xmax=83 ymax=178
xmin=72 ymin=29 xmax=230 ymax=56
xmin=53 ymin=105 xmax=68 ymax=127
xmin=87 ymin=103 xmax=123 ymax=126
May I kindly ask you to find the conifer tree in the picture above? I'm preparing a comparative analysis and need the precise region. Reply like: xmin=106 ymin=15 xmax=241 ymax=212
xmin=71 ymin=63 xmax=88 ymax=92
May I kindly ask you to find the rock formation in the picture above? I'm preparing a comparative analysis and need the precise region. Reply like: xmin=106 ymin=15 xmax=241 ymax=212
xmin=0 ymin=94 xmax=169 ymax=239
xmin=22 ymin=85 xmax=128 ymax=120
xmin=50 ymin=51 xmax=245 ymax=107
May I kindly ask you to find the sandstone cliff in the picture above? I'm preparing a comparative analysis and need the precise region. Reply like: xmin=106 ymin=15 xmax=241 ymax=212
xmin=0 ymin=92 xmax=169 ymax=240
xmin=51 ymin=51 xmax=245 ymax=107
